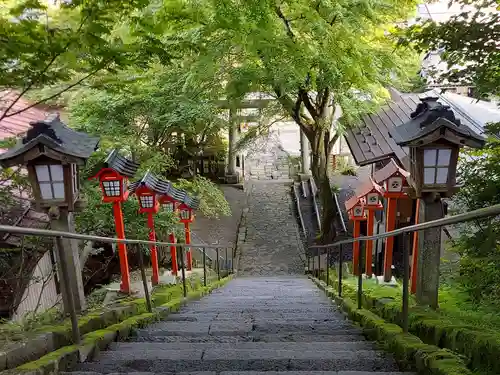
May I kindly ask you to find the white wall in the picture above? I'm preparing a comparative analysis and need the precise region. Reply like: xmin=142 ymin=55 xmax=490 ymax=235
xmin=12 ymin=251 xmax=60 ymax=321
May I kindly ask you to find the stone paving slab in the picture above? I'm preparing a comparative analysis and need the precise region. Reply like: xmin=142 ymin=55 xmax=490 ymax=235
xmin=78 ymin=357 xmax=400 ymax=373
xmin=111 ymin=342 xmax=375 ymax=351
xmin=203 ymin=349 xmax=386 ymax=361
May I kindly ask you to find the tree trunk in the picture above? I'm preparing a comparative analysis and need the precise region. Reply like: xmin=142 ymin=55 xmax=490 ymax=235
xmin=308 ymin=129 xmax=337 ymax=244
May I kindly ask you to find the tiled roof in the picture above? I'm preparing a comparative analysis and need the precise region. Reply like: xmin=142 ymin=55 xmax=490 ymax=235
xmin=373 ymin=159 xmax=410 ymax=184
xmin=0 ymin=90 xmax=49 ymax=140
xmin=345 ymin=89 xmax=495 ymax=168
xmin=97 ymin=149 xmax=140 ymax=178
xmin=0 ymin=114 xmax=99 ymax=164
xmin=129 ymin=171 xmax=201 ymax=210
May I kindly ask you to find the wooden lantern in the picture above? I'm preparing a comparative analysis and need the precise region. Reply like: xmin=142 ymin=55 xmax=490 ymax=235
xmin=391 ymin=97 xmax=484 ymax=198
xmin=345 ymin=195 xmax=366 ymax=221
xmin=0 ymin=114 xmax=99 ymax=211
xmin=357 ymin=177 xmax=384 ymax=209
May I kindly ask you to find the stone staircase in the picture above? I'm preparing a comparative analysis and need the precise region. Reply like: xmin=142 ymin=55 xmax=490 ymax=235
xmin=65 ymin=277 xmax=415 ymax=375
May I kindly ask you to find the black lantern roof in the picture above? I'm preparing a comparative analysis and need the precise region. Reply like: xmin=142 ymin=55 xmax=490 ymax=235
xmin=0 ymin=114 xmax=99 ymax=167
xmin=101 ymin=149 xmax=140 ymax=178
xmin=390 ymin=97 xmax=485 ymax=148
xmin=129 ymin=171 xmax=200 ymax=210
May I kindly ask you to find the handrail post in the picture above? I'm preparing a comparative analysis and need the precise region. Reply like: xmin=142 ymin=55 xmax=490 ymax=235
xmin=55 ymin=236 xmax=80 ymax=344
xmin=216 ymin=248 xmax=220 ymax=281
xmin=231 ymin=247 xmax=234 ymax=274
xmin=326 ymin=247 xmax=330 ymax=286
xmin=203 ymin=247 xmax=207 ymax=287
xmin=402 ymin=232 xmax=410 ymax=333
xmin=137 ymin=244 xmax=152 ymax=313
xmin=357 ymin=239 xmax=363 ymax=309
xmin=317 ymin=247 xmax=321 ymax=279
xmin=225 ymin=247 xmax=228 ymax=272
xmin=180 ymin=246 xmax=187 ymax=298
xmin=338 ymin=244 xmax=343 ymax=297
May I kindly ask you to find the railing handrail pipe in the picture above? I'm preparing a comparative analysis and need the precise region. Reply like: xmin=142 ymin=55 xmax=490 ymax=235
xmin=0 ymin=224 xmax=232 ymax=249
xmin=310 ymin=203 xmax=500 ymax=249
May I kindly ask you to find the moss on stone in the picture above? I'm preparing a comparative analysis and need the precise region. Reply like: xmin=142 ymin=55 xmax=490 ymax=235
xmin=312 ymin=276 xmax=473 ymax=375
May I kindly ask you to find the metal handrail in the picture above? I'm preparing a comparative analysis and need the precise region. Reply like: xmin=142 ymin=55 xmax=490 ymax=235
xmin=310 ymin=203 xmax=500 ymax=249
xmin=308 ymin=201 xmax=500 ymax=334
xmin=333 ymin=192 xmax=347 ymax=233
xmin=0 ymin=224 xmax=231 ymax=249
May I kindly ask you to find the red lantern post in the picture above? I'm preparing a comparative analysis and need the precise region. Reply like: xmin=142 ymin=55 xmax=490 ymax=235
xmin=356 ymin=178 xmax=384 ymax=278
xmin=129 ymin=172 xmax=162 ymax=286
xmin=90 ymin=150 xmax=139 ymax=294
xmin=178 ymin=202 xmax=194 ymax=271
xmin=374 ymin=159 xmax=410 ymax=283
xmin=159 ymin=195 xmax=178 ymax=276
xmin=345 ymin=196 xmax=367 ymax=276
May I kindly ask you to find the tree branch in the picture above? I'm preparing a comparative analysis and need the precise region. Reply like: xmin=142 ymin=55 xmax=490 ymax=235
xmin=0 ymin=15 xmax=90 ymax=122
xmin=299 ymin=89 xmax=318 ymax=120
xmin=274 ymin=5 xmax=295 ymax=41
xmin=4 ymin=64 xmax=107 ymax=118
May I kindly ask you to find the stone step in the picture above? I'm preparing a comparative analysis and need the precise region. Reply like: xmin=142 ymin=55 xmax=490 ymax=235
xmin=161 ymin=312 xmax=344 ymax=322
xmin=109 ymin=341 xmax=376 ymax=351
xmin=134 ymin=320 xmax=355 ymax=337
xmin=64 ymin=372 xmax=415 ymax=375
xmin=128 ymin=333 xmax=366 ymax=343
xmin=77 ymin=349 xmax=400 ymax=373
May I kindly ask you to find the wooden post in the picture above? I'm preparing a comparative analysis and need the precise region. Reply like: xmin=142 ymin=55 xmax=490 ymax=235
xmin=147 ymin=213 xmax=159 ymax=285
xmin=365 ymin=209 xmax=375 ymax=277
xmin=411 ymin=199 xmax=421 ymax=294
xmin=353 ymin=220 xmax=361 ymax=276
xmin=169 ymin=232 xmax=178 ymax=276
xmin=112 ymin=201 xmax=131 ymax=293
xmin=383 ymin=197 xmax=397 ymax=282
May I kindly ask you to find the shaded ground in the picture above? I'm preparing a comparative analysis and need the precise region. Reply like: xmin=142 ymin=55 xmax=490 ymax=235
xmin=189 ymin=185 xmax=246 ymax=263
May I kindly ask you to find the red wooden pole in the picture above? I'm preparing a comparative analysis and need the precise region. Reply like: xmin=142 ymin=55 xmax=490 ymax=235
xmin=411 ymin=199 xmax=420 ymax=294
xmin=384 ymin=197 xmax=397 ymax=282
xmin=365 ymin=210 xmax=374 ymax=277
xmin=185 ymin=222 xmax=192 ymax=271
xmin=112 ymin=201 xmax=131 ymax=294
xmin=353 ymin=220 xmax=361 ymax=276
xmin=169 ymin=232 xmax=178 ymax=276
xmin=147 ymin=213 xmax=160 ymax=285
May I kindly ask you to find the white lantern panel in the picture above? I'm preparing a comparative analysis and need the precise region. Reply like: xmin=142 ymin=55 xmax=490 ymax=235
xmin=388 ymin=177 xmax=403 ymax=192
xmin=424 ymin=149 xmax=437 ymax=166
xmin=140 ymin=195 xmax=154 ymax=208
xmin=367 ymin=193 xmax=379 ymax=205
xmin=180 ymin=209 xmax=190 ymax=220
xmin=437 ymin=149 xmax=451 ymax=166
xmin=353 ymin=206 xmax=363 ymax=216
xmin=39 ymin=183 xmax=53 ymax=199
xmin=163 ymin=202 xmax=175 ymax=212
xmin=424 ymin=167 xmax=435 ymax=184
xmin=102 ymin=180 xmax=121 ymax=197
xmin=50 ymin=165 xmax=64 ymax=181
xmin=436 ymin=167 xmax=448 ymax=184
xmin=35 ymin=165 xmax=50 ymax=182
xmin=53 ymin=182 xmax=65 ymax=199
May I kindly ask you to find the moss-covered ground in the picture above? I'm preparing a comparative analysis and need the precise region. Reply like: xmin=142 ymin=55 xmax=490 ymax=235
xmin=316 ymin=269 xmax=500 ymax=375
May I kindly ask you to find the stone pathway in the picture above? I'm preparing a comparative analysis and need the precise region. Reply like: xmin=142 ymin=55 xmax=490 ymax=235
xmin=68 ymin=277 xmax=415 ymax=374
xmin=238 ymin=181 xmax=304 ymax=276
xmin=244 ymin=133 xmax=291 ymax=181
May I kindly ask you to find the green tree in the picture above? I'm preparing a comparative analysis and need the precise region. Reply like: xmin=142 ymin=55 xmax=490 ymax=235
xmin=452 ymin=122 xmax=500 ymax=305
xmin=146 ymin=0 xmax=419 ymax=241
xmin=405 ymin=0 xmax=499 ymax=98
xmin=0 ymin=0 xmax=165 ymax=120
